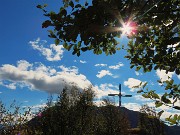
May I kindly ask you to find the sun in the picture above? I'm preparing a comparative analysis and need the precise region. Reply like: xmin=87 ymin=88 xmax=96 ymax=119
xmin=121 ymin=22 xmax=132 ymax=35
xmin=120 ymin=21 xmax=137 ymax=36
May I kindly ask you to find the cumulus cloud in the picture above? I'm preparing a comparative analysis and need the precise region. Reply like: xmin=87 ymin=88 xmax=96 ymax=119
xmin=0 ymin=60 xmax=91 ymax=94
xmin=123 ymin=103 xmax=141 ymax=111
xmin=156 ymin=69 xmax=174 ymax=82
xmin=134 ymin=95 xmax=151 ymax=102
xmin=80 ymin=60 xmax=87 ymax=64
xmin=94 ymin=64 xmax=107 ymax=67
xmin=58 ymin=65 xmax=78 ymax=74
xmin=29 ymin=38 xmax=64 ymax=61
xmin=0 ymin=81 xmax=16 ymax=89
xmin=96 ymin=70 xmax=113 ymax=78
xmin=108 ymin=62 xmax=124 ymax=69
xmin=92 ymin=83 xmax=120 ymax=99
xmin=99 ymin=83 xmax=119 ymax=90
xmin=124 ymin=78 xmax=146 ymax=92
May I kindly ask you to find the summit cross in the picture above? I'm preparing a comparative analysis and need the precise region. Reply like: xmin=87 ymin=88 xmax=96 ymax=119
xmin=108 ymin=84 xmax=132 ymax=107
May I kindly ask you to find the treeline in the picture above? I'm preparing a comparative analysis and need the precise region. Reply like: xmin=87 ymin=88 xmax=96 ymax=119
xmin=0 ymin=87 xmax=166 ymax=135
xmin=26 ymin=87 xmax=130 ymax=135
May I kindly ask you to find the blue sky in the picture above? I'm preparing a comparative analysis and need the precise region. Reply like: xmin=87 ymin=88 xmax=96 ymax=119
xmin=0 ymin=0 xmax=179 ymax=120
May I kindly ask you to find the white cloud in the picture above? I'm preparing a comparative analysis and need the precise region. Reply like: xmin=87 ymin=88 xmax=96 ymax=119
xmin=0 ymin=92 xmax=2 ymax=94
xmin=134 ymin=95 xmax=151 ymax=102
xmin=58 ymin=65 xmax=78 ymax=74
xmin=80 ymin=60 xmax=87 ymax=64
xmin=156 ymin=69 xmax=174 ymax=82
xmin=124 ymin=78 xmax=145 ymax=92
xmin=140 ymin=101 xmax=180 ymax=121
xmin=160 ymin=111 xmax=180 ymax=121
xmin=94 ymin=64 xmax=107 ymax=67
xmin=123 ymin=101 xmax=180 ymax=123
xmin=109 ymin=62 xmax=124 ymax=69
xmin=99 ymin=83 xmax=119 ymax=90
xmin=123 ymin=103 xmax=141 ymax=111
xmin=92 ymin=83 xmax=128 ymax=99
xmin=96 ymin=70 xmax=113 ymax=78
xmin=0 ymin=81 xmax=16 ymax=89
xmin=92 ymin=83 xmax=120 ymax=99
xmin=17 ymin=60 xmax=32 ymax=71
xmin=0 ymin=60 xmax=92 ymax=94
xmin=31 ymin=103 xmax=47 ymax=110
xmin=29 ymin=38 xmax=64 ymax=61
xmin=93 ymin=100 xmax=106 ymax=107
xmin=135 ymin=71 xmax=143 ymax=76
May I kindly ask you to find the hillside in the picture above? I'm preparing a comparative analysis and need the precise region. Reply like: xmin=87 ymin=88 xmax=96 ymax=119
xmin=119 ymin=107 xmax=180 ymax=135
xmin=27 ymin=106 xmax=180 ymax=135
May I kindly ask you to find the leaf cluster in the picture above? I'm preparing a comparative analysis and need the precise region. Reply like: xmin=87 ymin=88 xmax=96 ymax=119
xmin=137 ymin=79 xmax=180 ymax=125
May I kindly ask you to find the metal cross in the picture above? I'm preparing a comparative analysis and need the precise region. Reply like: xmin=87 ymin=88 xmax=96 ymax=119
xmin=108 ymin=84 xmax=132 ymax=107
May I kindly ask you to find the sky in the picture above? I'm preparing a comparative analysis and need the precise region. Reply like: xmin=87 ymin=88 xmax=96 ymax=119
xmin=0 ymin=0 xmax=179 ymax=121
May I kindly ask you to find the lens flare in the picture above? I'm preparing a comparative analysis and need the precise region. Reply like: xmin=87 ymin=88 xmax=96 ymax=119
xmin=120 ymin=21 xmax=137 ymax=36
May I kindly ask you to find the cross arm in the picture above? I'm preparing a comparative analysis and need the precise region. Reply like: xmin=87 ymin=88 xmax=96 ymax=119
xmin=108 ymin=94 xmax=119 ymax=96
xmin=122 ymin=95 xmax=132 ymax=97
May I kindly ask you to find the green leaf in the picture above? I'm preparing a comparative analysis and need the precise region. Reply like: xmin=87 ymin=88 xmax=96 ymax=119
xmin=155 ymin=101 xmax=163 ymax=108
xmin=136 ymin=66 xmax=141 ymax=71
xmin=67 ymin=44 xmax=73 ymax=51
xmin=158 ymin=110 xmax=164 ymax=117
xmin=69 ymin=1 xmax=74 ymax=8
xmin=157 ymin=80 xmax=162 ymax=84
xmin=81 ymin=47 xmax=88 ymax=52
xmin=173 ymin=114 xmax=178 ymax=121
xmin=137 ymin=90 xmax=143 ymax=93
xmin=152 ymin=93 xmax=160 ymax=99
xmin=178 ymin=115 xmax=180 ymax=121
xmin=142 ymin=82 xmax=148 ymax=89
xmin=72 ymin=50 xmax=76 ymax=55
xmin=85 ymin=2 xmax=88 ymax=6
xmin=55 ymin=39 xmax=60 ymax=45
xmin=42 ymin=20 xmax=52 ymax=28
xmin=77 ymin=51 xmax=80 ymax=57
xmin=63 ymin=42 xmax=68 ymax=49
xmin=161 ymin=96 xmax=171 ymax=104
xmin=142 ymin=94 xmax=149 ymax=98
xmin=77 ymin=41 xmax=81 ymax=47
xmin=173 ymin=106 xmax=180 ymax=110
xmin=169 ymin=79 xmax=174 ymax=85
xmin=60 ymin=9 xmax=67 ymax=16
xmin=75 ymin=4 xmax=81 ymax=8
xmin=48 ymin=30 xmax=56 ymax=38
xmin=130 ymin=65 xmax=134 ymax=69
xmin=37 ymin=5 xmax=42 ymax=9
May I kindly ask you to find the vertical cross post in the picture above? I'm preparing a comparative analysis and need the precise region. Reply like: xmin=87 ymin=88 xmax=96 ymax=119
xmin=108 ymin=84 xmax=132 ymax=107
xmin=119 ymin=84 xmax=121 ymax=107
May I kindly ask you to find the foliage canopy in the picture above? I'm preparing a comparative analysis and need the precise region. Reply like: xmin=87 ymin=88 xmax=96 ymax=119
xmin=38 ymin=0 xmax=180 ymax=125
xmin=38 ymin=0 xmax=179 ymax=75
